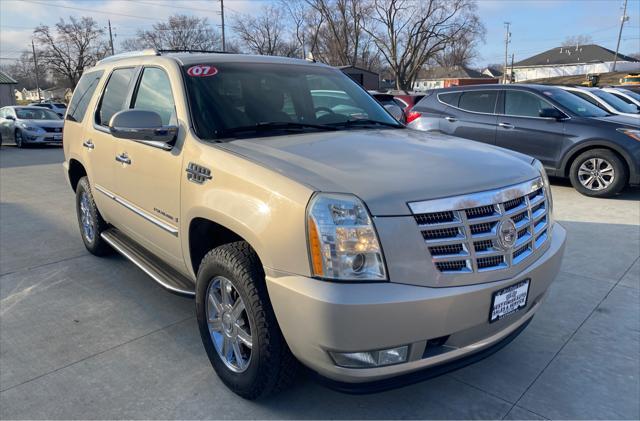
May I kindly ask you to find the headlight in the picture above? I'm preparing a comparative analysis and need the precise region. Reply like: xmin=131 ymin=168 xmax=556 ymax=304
xmin=617 ymin=128 xmax=640 ymax=141
xmin=19 ymin=123 xmax=41 ymax=132
xmin=532 ymin=159 xmax=553 ymax=219
xmin=306 ymin=193 xmax=387 ymax=281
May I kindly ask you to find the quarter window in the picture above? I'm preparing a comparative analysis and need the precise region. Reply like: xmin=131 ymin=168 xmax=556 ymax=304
xmin=504 ymin=90 xmax=554 ymax=118
xmin=458 ymin=91 xmax=498 ymax=113
xmin=132 ymin=67 xmax=176 ymax=125
xmin=96 ymin=67 xmax=136 ymax=126
xmin=439 ymin=92 xmax=461 ymax=107
xmin=67 ymin=70 xmax=104 ymax=123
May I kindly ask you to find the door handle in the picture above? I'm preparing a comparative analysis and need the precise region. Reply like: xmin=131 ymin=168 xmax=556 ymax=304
xmin=499 ymin=122 xmax=514 ymax=129
xmin=82 ymin=139 xmax=94 ymax=149
xmin=115 ymin=153 xmax=131 ymax=165
xmin=444 ymin=116 xmax=457 ymax=122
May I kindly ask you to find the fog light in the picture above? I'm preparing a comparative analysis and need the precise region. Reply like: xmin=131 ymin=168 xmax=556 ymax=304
xmin=330 ymin=346 xmax=408 ymax=368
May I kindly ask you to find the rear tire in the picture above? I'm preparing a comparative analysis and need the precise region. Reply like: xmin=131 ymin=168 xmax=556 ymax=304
xmin=569 ymin=149 xmax=627 ymax=197
xmin=75 ymin=177 xmax=113 ymax=256
xmin=196 ymin=242 xmax=298 ymax=399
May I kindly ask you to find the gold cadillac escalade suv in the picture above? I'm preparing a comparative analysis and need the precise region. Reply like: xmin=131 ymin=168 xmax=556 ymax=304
xmin=63 ymin=50 xmax=566 ymax=399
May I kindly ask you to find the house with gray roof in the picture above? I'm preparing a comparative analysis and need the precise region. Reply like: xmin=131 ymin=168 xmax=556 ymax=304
xmin=0 ymin=70 xmax=18 ymax=107
xmin=512 ymin=44 xmax=640 ymax=82
xmin=412 ymin=66 xmax=498 ymax=91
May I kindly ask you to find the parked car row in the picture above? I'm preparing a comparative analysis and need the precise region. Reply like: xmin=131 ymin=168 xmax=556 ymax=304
xmin=28 ymin=101 xmax=68 ymax=118
xmin=403 ymin=84 xmax=639 ymax=197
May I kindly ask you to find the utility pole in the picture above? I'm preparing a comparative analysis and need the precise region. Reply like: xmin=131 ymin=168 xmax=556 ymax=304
xmin=108 ymin=20 xmax=115 ymax=55
xmin=613 ymin=0 xmax=628 ymax=72
xmin=503 ymin=22 xmax=511 ymax=84
xmin=220 ymin=0 xmax=226 ymax=52
xmin=510 ymin=53 xmax=515 ymax=83
xmin=31 ymin=39 xmax=41 ymax=101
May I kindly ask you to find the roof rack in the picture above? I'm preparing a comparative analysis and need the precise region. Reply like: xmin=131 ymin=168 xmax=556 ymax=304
xmin=96 ymin=49 xmax=159 ymax=64
xmin=157 ymin=49 xmax=231 ymax=54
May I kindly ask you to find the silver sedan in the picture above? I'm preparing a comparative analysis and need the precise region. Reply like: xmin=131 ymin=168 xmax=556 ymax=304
xmin=0 ymin=106 xmax=64 ymax=148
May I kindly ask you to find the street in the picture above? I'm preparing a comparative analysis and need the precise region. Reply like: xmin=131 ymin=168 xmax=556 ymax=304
xmin=1 ymin=145 xmax=638 ymax=420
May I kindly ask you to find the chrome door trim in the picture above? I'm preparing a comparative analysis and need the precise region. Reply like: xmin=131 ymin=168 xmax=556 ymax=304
xmin=408 ymin=177 xmax=543 ymax=214
xmin=94 ymin=184 xmax=179 ymax=236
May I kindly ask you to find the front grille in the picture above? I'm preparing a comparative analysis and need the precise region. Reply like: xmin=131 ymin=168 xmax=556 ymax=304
xmin=409 ymin=178 xmax=550 ymax=273
xmin=43 ymin=127 xmax=62 ymax=133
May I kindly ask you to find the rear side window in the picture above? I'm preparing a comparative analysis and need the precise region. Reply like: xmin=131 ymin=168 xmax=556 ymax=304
xmin=458 ymin=91 xmax=498 ymax=113
xmin=439 ymin=92 xmax=461 ymax=107
xmin=132 ymin=67 xmax=176 ymax=125
xmin=67 ymin=70 xmax=104 ymax=123
xmin=569 ymin=91 xmax=600 ymax=107
xmin=97 ymin=67 xmax=136 ymax=126
xmin=609 ymin=92 xmax=633 ymax=104
xmin=504 ymin=90 xmax=553 ymax=117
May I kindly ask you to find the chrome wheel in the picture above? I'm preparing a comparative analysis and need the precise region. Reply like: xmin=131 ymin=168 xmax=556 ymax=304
xmin=578 ymin=158 xmax=614 ymax=191
xmin=206 ymin=276 xmax=253 ymax=373
xmin=79 ymin=191 xmax=95 ymax=242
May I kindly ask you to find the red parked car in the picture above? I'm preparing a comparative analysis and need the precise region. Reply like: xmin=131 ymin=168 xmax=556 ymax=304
xmin=370 ymin=91 xmax=425 ymax=124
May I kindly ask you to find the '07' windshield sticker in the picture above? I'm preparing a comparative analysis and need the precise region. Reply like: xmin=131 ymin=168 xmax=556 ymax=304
xmin=187 ymin=65 xmax=218 ymax=77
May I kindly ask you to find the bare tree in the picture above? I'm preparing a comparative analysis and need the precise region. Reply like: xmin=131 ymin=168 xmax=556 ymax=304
xmin=122 ymin=15 xmax=222 ymax=52
xmin=0 ymin=51 xmax=51 ymax=90
xmin=364 ymin=0 xmax=484 ymax=90
xmin=33 ymin=17 xmax=108 ymax=88
xmin=562 ymin=34 xmax=593 ymax=47
xmin=435 ymin=24 xmax=485 ymax=68
xmin=303 ymin=0 xmax=375 ymax=67
xmin=232 ymin=5 xmax=299 ymax=57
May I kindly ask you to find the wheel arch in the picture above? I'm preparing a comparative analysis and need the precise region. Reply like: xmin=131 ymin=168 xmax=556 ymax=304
xmin=561 ymin=141 xmax=633 ymax=182
xmin=68 ymin=158 xmax=87 ymax=192
xmin=187 ymin=216 xmax=266 ymax=279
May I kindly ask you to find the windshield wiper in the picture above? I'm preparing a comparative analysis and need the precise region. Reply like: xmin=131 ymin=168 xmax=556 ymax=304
xmin=330 ymin=119 xmax=403 ymax=129
xmin=217 ymin=121 xmax=337 ymax=138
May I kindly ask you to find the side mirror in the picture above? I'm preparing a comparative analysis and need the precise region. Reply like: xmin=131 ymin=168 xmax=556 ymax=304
xmin=109 ymin=109 xmax=177 ymax=149
xmin=5 ymin=115 xmax=15 ymax=121
xmin=384 ymin=103 xmax=405 ymax=122
xmin=539 ymin=108 xmax=565 ymax=120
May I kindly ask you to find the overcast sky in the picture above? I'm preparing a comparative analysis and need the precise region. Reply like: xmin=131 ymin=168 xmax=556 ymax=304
xmin=1 ymin=0 xmax=639 ymax=68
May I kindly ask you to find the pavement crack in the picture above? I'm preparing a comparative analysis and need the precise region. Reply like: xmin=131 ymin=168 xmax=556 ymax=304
xmin=0 ymin=316 xmax=195 ymax=394
xmin=0 ymin=253 xmax=88 ymax=277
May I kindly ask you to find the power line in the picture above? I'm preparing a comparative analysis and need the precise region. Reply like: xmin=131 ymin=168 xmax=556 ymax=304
xmin=23 ymin=0 xmax=163 ymax=21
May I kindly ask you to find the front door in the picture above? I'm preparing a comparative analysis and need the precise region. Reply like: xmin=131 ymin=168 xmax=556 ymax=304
xmin=110 ymin=66 xmax=184 ymax=270
xmin=495 ymin=90 xmax=568 ymax=169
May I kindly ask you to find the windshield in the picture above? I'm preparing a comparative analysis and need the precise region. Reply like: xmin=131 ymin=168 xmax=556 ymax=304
xmin=16 ymin=108 xmax=61 ymax=120
xmin=540 ymin=88 xmax=610 ymax=117
xmin=182 ymin=62 xmax=400 ymax=140
xmin=619 ymin=89 xmax=640 ymax=102
xmin=53 ymin=103 xmax=67 ymax=108
xmin=591 ymin=89 xmax=639 ymax=113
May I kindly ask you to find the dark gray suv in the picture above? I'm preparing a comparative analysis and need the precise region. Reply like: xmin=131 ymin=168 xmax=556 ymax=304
xmin=409 ymin=84 xmax=640 ymax=197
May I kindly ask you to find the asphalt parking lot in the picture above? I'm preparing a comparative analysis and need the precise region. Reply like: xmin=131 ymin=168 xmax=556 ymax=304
xmin=0 ymin=145 xmax=638 ymax=420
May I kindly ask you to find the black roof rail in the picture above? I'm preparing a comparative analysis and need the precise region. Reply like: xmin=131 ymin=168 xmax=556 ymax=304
xmin=157 ymin=49 xmax=232 ymax=55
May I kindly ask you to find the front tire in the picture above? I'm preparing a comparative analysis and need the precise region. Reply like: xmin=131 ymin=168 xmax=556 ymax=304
xmin=75 ymin=177 xmax=113 ymax=256
xmin=15 ymin=129 xmax=25 ymax=148
xmin=196 ymin=242 xmax=298 ymax=399
xmin=569 ymin=149 xmax=627 ymax=197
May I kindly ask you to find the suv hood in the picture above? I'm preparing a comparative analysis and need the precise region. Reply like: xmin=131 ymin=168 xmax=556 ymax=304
xmin=218 ymin=129 xmax=538 ymax=216
xmin=592 ymin=114 xmax=640 ymax=128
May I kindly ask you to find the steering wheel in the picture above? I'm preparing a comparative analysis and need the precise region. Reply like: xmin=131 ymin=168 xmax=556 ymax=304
xmin=314 ymin=106 xmax=336 ymax=117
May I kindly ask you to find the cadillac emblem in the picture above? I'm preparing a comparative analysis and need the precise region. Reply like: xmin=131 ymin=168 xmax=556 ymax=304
xmin=496 ymin=219 xmax=518 ymax=250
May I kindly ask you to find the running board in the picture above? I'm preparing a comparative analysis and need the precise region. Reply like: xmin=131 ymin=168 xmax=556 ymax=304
xmin=101 ymin=228 xmax=195 ymax=297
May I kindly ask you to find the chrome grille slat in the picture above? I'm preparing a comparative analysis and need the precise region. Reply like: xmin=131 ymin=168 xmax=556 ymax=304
xmin=409 ymin=178 xmax=550 ymax=274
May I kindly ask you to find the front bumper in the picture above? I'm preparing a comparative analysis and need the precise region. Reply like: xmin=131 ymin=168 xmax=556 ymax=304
xmin=266 ymin=223 xmax=566 ymax=384
xmin=23 ymin=131 xmax=63 ymax=143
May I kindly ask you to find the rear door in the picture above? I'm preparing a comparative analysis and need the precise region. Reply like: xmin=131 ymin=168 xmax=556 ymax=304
xmin=438 ymin=90 xmax=498 ymax=144
xmin=495 ymin=89 xmax=568 ymax=168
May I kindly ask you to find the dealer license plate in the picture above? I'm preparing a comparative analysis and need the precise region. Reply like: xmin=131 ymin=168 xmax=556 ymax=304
xmin=489 ymin=279 xmax=530 ymax=323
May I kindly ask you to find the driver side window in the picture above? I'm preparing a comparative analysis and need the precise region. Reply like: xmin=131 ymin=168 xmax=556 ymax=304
xmin=132 ymin=67 xmax=176 ymax=125
xmin=504 ymin=90 xmax=554 ymax=118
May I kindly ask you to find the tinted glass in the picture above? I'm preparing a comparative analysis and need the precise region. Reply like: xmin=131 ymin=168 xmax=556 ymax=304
xmin=97 ymin=67 xmax=135 ymax=126
xmin=67 ymin=70 xmax=104 ymax=123
xmin=504 ymin=90 xmax=553 ymax=117
xmin=620 ymin=89 xmax=640 ymax=102
xmin=458 ymin=91 xmax=497 ymax=113
xmin=183 ymin=63 xmax=398 ymax=140
xmin=439 ymin=92 xmax=461 ymax=106
xmin=53 ymin=103 xmax=67 ymax=108
xmin=132 ymin=67 xmax=176 ymax=125
xmin=539 ymin=88 xmax=608 ymax=117
xmin=16 ymin=108 xmax=60 ymax=120
xmin=569 ymin=91 xmax=600 ymax=107
xmin=591 ymin=89 xmax=638 ymax=113
xmin=609 ymin=92 xmax=633 ymax=104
